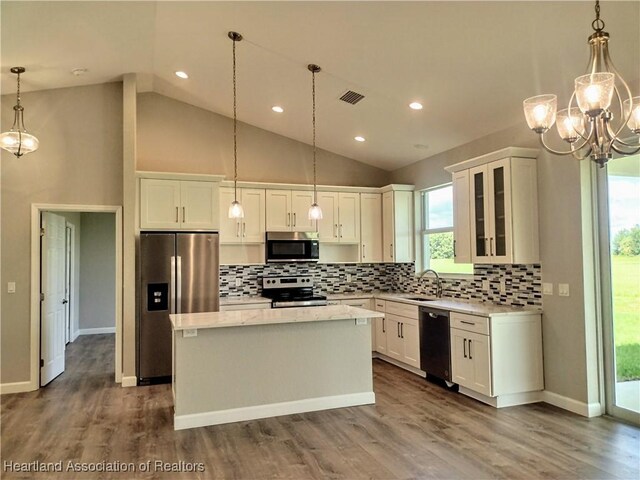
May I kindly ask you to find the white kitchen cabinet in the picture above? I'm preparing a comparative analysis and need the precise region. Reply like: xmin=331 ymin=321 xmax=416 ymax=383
xmin=446 ymin=148 xmax=539 ymax=264
xmin=382 ymin=301 xmax=421 ymax=369
xmin=219 ymin=187 xmax=265 ymax=244
xmin=374 ymin=299 xmax=387 ymax=354
xmin=317 ymin=192 xmax=360 ymax=244
xmin=382 ymin=189 xmax=414 ymax=263
xmin=265 ymin=190 xmax=316 ymax=232
xmin=450 ymin=311 xmax=543 ymax=406
xmin=140 ymin=179 xmax=218 ymax=230
xmin=452 ymin=170 xmax=472 ymax=263
xmin=360 ymin=193 xmax=383 ymax=263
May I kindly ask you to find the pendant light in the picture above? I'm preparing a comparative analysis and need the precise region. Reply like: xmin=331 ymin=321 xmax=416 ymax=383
xmin=308 ymin=64 xmax=323 ymax=220
xmin=228 ymin=31 xmax=244 ymax=219
xmin=522 ymin=0 xmax=639 ymax=167
xmin=0 ymin=67 xmax=39 ymax=157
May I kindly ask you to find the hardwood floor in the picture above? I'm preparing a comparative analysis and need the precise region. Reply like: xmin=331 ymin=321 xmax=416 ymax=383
xmin=2 ymin=334 xmax=638 ymax=479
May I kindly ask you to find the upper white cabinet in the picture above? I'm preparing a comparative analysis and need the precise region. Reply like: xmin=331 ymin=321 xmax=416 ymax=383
xmin=446 ymin=148 xmax=539 ymax=264
xmin=316 ymin=192 xmax=360 ymax=244
xmin=382 ymin=188 xmax=414 ymax=263
xmin=266 ymin=190 xmax=316 ymax=232
xmin=140 ymin=178 xmax=218 ymax=230
xmin=360 ymin=193 xmax=383 ymax=263
xmin=219 ymin=187 xmax=265 ymax=244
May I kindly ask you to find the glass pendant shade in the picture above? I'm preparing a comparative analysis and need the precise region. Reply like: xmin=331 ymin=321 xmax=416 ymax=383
xmin=228 ymin=200 xmax=244 ymax=219
xmin=308 ymin=203 xmax=323 ymax=220
xmin=575 ymin=73 xmax=615 ymax=115
xmin=556 ymin=108 xmax=586 ymax=143
xmin=624 ymin=97 xmax=640 ymax=133
xmin=523 ymin=94 xmax=557 ymax=133
xmin=0 ymin=130 xmax=39 ymax=156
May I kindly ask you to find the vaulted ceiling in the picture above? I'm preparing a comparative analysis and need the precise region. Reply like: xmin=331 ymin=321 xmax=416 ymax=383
xmin=2 ymin=1 xmax=639 ymax=171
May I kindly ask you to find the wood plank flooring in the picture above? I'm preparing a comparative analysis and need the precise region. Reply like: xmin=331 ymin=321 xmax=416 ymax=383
xmin=1 ymin=334 xmax=639 ymax=479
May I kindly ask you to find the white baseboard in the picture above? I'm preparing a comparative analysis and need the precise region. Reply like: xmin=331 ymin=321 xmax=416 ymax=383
xmin=543 ymin=390 xmax=603 ymax=417
xmin=0 ymin=381 xmax=36 ymax=395
xmin=78 ymin=327 xmax=115 ymax=335
xmin=374 ymin=353 xmax=426 ymax=377
xmin=174 ymin=391 xmax=376 ymax=430
xmin=71 ymin=329 xmax=80 ymax=342
xmin=459 ymin=386 xmax=542 ymax=408
xmin=121 ymin=376 xmax=137 ymax=387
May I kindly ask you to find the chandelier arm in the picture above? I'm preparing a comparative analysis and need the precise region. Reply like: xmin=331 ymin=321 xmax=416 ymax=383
xmin=610 ymin=135 xmax=640 ymax=148
xmin=539 ymin=132 xmax=579 ymax=156
xmin=602 ymin=46 xmax=634 ymax=141
xmin=567 ymin=90 xmax=590 ymax=142
xmin=610 ymin=142 xmax=640 ymax=156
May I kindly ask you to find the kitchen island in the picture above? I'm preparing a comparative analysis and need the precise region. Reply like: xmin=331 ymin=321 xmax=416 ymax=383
xmin=169 ymin=305 xmax=383 ymax=430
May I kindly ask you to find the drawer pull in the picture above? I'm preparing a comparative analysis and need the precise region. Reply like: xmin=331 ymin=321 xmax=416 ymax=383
xmin=460 ymin=320 xmax=476 ymax=325
xmin=469 ymin=339 xmax=473 ymax=360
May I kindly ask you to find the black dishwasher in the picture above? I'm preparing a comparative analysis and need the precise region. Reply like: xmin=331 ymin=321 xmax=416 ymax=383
xmin=419 ymin=306 xmax=453 ymax=385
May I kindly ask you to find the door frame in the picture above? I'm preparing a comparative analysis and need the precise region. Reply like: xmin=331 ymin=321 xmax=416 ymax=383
xmin=30 ymin=204 xmax=123 ymax=389
xmin=64 ymin=222 xmax=76 ymax=344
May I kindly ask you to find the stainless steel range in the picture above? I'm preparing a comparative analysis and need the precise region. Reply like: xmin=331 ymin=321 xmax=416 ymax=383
xmin=261 ymin=275 xmax=327 ymax=308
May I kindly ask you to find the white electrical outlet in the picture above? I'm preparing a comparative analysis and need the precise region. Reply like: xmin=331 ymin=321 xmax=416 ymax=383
xmin=482 ymin=280 xmax=490 ymax=291
xmin=499 ymin=279 xmax=506 ymax=294
xmin=7 ymin=282 xmax=16 ymax=294
xmin=543 ymin=283 xmax=554 ymax=295
xmin=235 ymin=278 xmax=242 ymax=287
xmin=183 ymin=329 xmax=198 ymax=338
xmin=558 ymin=283 xmax=570 ymax=297
xmin=347 ymin=273 xmax=353 ymax=282
xmin=355 ymin=318 xmax=367 ymax=326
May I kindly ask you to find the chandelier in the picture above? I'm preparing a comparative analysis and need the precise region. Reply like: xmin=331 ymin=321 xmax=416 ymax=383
xmin=228 ymin=31 xmax=244 ymax=219
xmin=523 ymin=0 xmax=639 ymax=167
xmin=0 ymin=67 xmax=40 ymax=157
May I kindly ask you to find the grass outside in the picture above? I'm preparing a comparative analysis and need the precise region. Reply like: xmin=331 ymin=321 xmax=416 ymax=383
xmin=611 ymin=255 xmax=640 ymax=382
xmin=429 ymin=258 xmax=473 ymax=275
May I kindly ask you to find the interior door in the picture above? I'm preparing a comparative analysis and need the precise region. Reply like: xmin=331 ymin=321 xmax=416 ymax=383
xmin=41 ymin=212 xmax=67 ymax=386
xmin=64 ymin=224 xmax=72 ymax=344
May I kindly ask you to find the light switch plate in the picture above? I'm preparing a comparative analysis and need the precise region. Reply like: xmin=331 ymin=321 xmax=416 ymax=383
xmin=482 ymin=280 xmax=490 ymax=291
xmin=235 ymin=278 xmax=242 ymax=287
xmin=7 ymin=282 xmax=16 ymax=294
xmin=347 ymin=273 xmax=353 ymax=283
xmin=543 ymin=283 xmax=553 ymax=295
xmin=558 ymin=283 xmax=570 ymax=297
xmin=183 ymin=329 xmax=198 ymax=338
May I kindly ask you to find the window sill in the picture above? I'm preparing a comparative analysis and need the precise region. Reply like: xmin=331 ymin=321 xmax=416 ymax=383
xmin=413 ymin=272 xmax=474 ymax=280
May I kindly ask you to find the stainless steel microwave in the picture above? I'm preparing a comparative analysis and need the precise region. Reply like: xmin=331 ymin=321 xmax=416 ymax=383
xmin=265 ymin=232 xmax=320 ymax=263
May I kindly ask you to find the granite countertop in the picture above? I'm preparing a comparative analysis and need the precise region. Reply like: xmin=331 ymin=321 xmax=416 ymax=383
xmin=170 ymin=305 xmax=384 ymax=331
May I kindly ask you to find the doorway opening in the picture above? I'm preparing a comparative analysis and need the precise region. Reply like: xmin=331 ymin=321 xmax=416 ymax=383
xmin=30 ymin=205 xmax=122 ymax=390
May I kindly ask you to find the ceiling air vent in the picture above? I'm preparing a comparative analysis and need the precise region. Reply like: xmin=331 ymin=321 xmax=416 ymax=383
xmin=339 ymin=90 xmax=365 ymax=105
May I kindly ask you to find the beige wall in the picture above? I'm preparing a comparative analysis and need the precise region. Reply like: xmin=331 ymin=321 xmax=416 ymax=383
xmin=79 ymin=213 xmax=116 ymax=331
xmin=1 ymin=83 xmax=123 ymax=384
xmin=392 ymin=124 xmax=594 ymax=405
xmin=137 ymin=92 xmax=391 ymax=187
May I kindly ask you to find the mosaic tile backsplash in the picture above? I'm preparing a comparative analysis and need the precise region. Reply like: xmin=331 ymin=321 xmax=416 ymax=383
xmin=220 ymin=263 xmax=542 ymax=307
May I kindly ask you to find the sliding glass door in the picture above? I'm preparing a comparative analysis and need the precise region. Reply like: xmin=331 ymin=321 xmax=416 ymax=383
xmin=599 ymin=155 xmax=640 ymax=424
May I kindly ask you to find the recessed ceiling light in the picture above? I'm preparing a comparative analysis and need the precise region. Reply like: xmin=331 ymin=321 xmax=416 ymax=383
xmin=414 ymin=143 xmax=429 ymax=150
xmin=409 ymin=102 xmax=423 ymax=110
xmin=71 ymin=67 xmax=88 ymax=76
xmin=272 ymin=106 xmax=284 ymax=113
xmin=175 ymin=71 xmax=189 ymax=79
xmin=354 ymin=136 xmax=366 ymax=142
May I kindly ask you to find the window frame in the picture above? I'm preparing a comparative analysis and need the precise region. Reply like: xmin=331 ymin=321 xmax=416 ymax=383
xmin=416 ymin=183 xmax=473 ymax=278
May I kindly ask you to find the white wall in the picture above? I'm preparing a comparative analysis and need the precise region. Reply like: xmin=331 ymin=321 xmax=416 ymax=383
xmin=79 ymin=213 xmax=116 ymax=332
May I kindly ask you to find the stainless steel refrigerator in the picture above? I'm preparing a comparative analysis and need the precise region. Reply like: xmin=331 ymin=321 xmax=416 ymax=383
xmin=138 ymin=232 xmax=219 ymax=385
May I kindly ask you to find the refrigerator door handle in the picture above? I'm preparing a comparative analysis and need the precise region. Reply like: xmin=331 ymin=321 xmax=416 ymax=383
xmin=176 ymin=256 xmax=182 ymax=314
xmin=170 ymin=256 xmax=176 ymax=313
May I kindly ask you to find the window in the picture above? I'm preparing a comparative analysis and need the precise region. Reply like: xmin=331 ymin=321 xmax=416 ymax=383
xmin=420 ymin=185 xmax=473 ymax=275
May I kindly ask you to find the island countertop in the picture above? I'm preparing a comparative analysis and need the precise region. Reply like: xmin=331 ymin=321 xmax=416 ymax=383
xmin=170 ymin=305 xmax=384 ymax=331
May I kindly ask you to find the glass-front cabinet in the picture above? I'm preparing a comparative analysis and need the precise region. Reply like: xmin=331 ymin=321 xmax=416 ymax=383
xmin=469 ymin=158 xmax=513 ymax=264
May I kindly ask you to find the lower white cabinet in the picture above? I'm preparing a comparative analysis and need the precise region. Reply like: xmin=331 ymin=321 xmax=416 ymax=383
xmin=381 ymin=300 xmax=420 ymax=369
xmin=450 ymin=311 xmax=543 ymax=403
xmin=374 ymin=299 xmax=387 ymax=354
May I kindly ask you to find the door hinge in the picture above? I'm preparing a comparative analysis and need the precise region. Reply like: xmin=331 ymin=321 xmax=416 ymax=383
xmin=40 ymin=359 xmax=44 ymax=367
xmin=40 ymin=227 xmax=45 ymax=237
xmin=40 ymin=293 xmax=45 ymax=302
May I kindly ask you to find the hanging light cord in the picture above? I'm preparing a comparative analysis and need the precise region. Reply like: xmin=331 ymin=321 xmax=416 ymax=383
xmin=592 ymin=0 xmax=605 ymax=32
xmin=15 ymin=70 xmax=23 ymax=157
xmin=232 ymin=37 xmax=238 ymax=202
xmin=312 ymin=68 xmax=317 ymax=203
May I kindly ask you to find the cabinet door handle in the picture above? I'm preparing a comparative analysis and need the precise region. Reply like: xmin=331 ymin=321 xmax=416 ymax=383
xmin=236 ymin=222 xmax=240 ymax=237
xmin=469 ymin=339 xmax=473 ymax=360
xmin=334 ymin=224 xmax=338 ymax=238
xmin=400 ymin=322 xmax=404 ymax=339
xmin=243 ymin=222 xmax=246 ymax=237
xmin=397 ymin=322 xmax=401 ymax=338
xmin=293 ymin=212 xmax=296 ymax=227
xmin=382 ymin=318 xmax=385 ymax=333
xmin=453 ymin=239 xmax=457 ymax=257
xmin=460 ymin=320 xmax=475 ymax=326
xmin=390 ymin=243 xmax=394 ymax=259
xmin=175 ymin=206 xmax=179 ymax=223
xmin=463 ymin=338 xmax=467 ymax=358
xmin=287 ymin=213 xmax=291 ymax=227
xmin=490 ymin=237 xmax=494 ymax=256
xmin=484 ymin=237 xmax=489 ymax=256
xmin=182 ymin=206 xmax=186 ymax=223
xmin=362 ymin=244 xmax=366 ymax=259
xmin=339 ymin=224 xmax=343 ymax=238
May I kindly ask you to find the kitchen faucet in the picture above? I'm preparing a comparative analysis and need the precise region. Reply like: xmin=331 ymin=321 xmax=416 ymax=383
xmin=419 ymin=269 xmax=443 ymax=298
